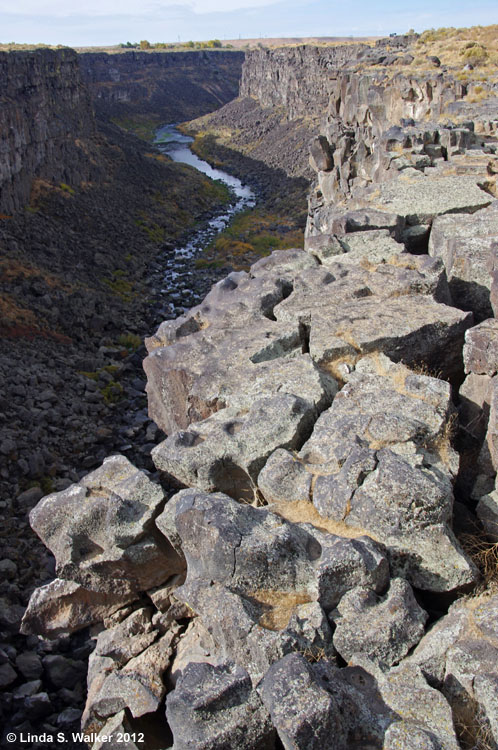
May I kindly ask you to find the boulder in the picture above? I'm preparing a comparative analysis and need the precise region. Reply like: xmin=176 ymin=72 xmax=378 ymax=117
xmin=309 ymin=135 xmax=334 ymax=172
xmin=429 ymin=201 xmax=498 ymax=319
xmin=463 ymin=318 xmax=498 ymax=376
xmin=409 ymin=593 xmax=498 ymax=744
xmin=166 ymin=662 xmax=275 ymax=750
xmin=259 ymin=654 xmax=346 ymax=749
xmin=152 ymin=393 xmax=318 ymax=502
xmin=331 ymin=578 xmax=428 ymax=667
xmin=259 ymin=354 xmax=477 ymax=592
xmin=259 ymin=653 xmax=459 ymax=749
xmin=21 ymin=579 xmax=136 ymax=637
xmin=28 ymin=455 xmax=182 ymax=597
xmin=83 ymin=626 xmax=179 ymax=733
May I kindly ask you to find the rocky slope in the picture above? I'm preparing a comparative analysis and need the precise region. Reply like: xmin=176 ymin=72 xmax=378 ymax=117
xmin=4 ymin=35 xmax=498 ymax=750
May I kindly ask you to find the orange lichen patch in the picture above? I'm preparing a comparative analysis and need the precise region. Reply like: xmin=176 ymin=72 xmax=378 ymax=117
xmin=0 ymin=295 xmax=39 ymax=327
xmin=246 ymin=589 xmax=313 ymax=631
xmin=0 ymin=213 xmax=12 ymax=220
xmin=273 ymin=499 xmax=373 ymax=540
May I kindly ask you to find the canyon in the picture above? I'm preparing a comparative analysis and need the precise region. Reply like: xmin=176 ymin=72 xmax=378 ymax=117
xmin=2 ymin=32 xmax=498 ymax=750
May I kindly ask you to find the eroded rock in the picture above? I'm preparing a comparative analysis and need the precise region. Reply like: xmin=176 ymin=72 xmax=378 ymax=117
xmin=28 ymin=455 xmax=182 ymax=597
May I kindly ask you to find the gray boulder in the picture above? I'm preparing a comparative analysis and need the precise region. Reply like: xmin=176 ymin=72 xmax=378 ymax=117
xmin=429 ymin=201 xmax=498 ymax=320
xmin=166 ymin=662 xmax=275 ymax=750
xmin=463 ymin=319 xmax=498 ymax=376
xmin=259 ymin=654 xmax=346 ymax=750
xmin=28 ymin=455 xmax=182 ymax=596
xmin=83 ymin=625 xmax=179 ymax=733
xmin=21 ymin=579 xmax=136 ymax=637
xmin=259 ymin=653 xmax=459 ymax=749
xmin=331 ymin=578 xmax=428 ymax=667
xmin=409 ymin=593 xmax=498 ymax=744
xmin=152 ymin=393 xmax=321 ymax=503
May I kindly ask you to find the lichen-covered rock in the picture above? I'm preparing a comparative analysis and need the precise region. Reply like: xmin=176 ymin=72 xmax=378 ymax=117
xmin=463 ymin=318 xmax=498 ymax=376
xmin=331 ymin=578 xmax=428 ymax=667
xmin=83 ymin=625 xmax=179 ymax=733
xmin=28 ymin=455 xmax=182 ymax=597
xmin=259 ymin=653 xmax=459 ymax=750
xmin=259 ymin=354 xmax=477 ymax=592
xmin=313 ymin=530 xmax=390 ymax=613
xmin=166 ymin=662 xmax=275 ymax=750
xmin=259 ymin=654 xmax=346 ymax=750
xmin=152 ymin=393 xmax=321 ymax=502
xmin=376 ymin=173 xmax=491 ymax=225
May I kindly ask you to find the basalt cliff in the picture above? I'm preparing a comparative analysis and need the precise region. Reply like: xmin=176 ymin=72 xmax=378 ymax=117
xmin=3 ymin=35 xmax=498 ymax=750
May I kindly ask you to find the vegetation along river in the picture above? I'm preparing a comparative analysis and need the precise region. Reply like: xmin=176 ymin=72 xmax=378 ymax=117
xmin=154 ymin=124 xmax=255 ymax=289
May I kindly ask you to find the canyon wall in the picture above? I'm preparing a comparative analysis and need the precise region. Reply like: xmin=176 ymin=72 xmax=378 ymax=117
xmin=0 ymin=48 xmax=102 ymax=215
xmin=79 ymin=50 xmax=244 ymax=123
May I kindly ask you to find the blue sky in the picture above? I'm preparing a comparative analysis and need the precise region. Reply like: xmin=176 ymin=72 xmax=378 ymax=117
xmin=1 ymin=0 xmax=497 ymax=47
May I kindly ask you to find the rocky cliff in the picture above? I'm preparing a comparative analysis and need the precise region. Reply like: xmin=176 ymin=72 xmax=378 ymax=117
xmin=5 ymin=34 xmax=498 ymax=750
xmin=0 ymin=48 xmax=101 ymax=215
xmin=79 ymin=50 xmax=244 ymax=124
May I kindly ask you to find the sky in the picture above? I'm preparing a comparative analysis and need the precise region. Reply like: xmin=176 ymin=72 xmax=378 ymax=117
xmin=0 ymin=0 xmax=497 ymax=47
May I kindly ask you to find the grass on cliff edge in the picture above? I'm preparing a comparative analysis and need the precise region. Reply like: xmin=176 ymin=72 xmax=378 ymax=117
xmin=410 ymin=25 xmax=498 ymax=75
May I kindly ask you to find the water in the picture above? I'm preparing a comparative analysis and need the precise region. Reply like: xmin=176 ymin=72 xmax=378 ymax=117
xmin=154 ymin=124 xmax=255 ymax=265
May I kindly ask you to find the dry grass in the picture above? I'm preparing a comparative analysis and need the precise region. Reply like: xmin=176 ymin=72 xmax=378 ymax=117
xmin=460 ymin=531 xmax=498 ymax=593
xmin=246 ymin=589 xmax=312 ymax=630
xmin=454 ymin=698 xmax=495 ymax=750
xmin=273 ymin=499 xmax=373 ymax=540
xmin=414 ymin=25 xmax=498 ymax=74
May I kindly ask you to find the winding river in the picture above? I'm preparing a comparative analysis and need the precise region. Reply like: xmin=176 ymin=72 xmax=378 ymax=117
xmin=154 ymin=124 xmax=255 ymax=262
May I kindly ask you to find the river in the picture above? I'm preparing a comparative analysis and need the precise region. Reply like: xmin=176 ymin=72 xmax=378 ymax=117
xmin=154 ymin=124 xmax=255 ymax=263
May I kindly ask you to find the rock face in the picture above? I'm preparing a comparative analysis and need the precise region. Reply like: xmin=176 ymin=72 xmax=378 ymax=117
xmin=80 ymin=50 xmax=244 ymax=124
xmin=429 ymin=202 xmax=498 ymax=321
xmin=0 ymin=48 xmax=101 ymax=214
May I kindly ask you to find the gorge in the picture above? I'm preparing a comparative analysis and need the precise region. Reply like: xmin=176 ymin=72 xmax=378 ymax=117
xmin=2 ymin=31 xmax=498 ymax=750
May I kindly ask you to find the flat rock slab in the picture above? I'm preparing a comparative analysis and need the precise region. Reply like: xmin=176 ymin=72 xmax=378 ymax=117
xmin=374 ymin=174 xmax=491 ymax=225
xmin=306 ymin=295 xmax=471 ymax=382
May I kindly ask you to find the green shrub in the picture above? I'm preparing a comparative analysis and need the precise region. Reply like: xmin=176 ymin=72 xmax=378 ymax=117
xmin=117 ymin=332 xmax=142 ymax=351
xmin=461 ymin=44 xmax=488 ymax=64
